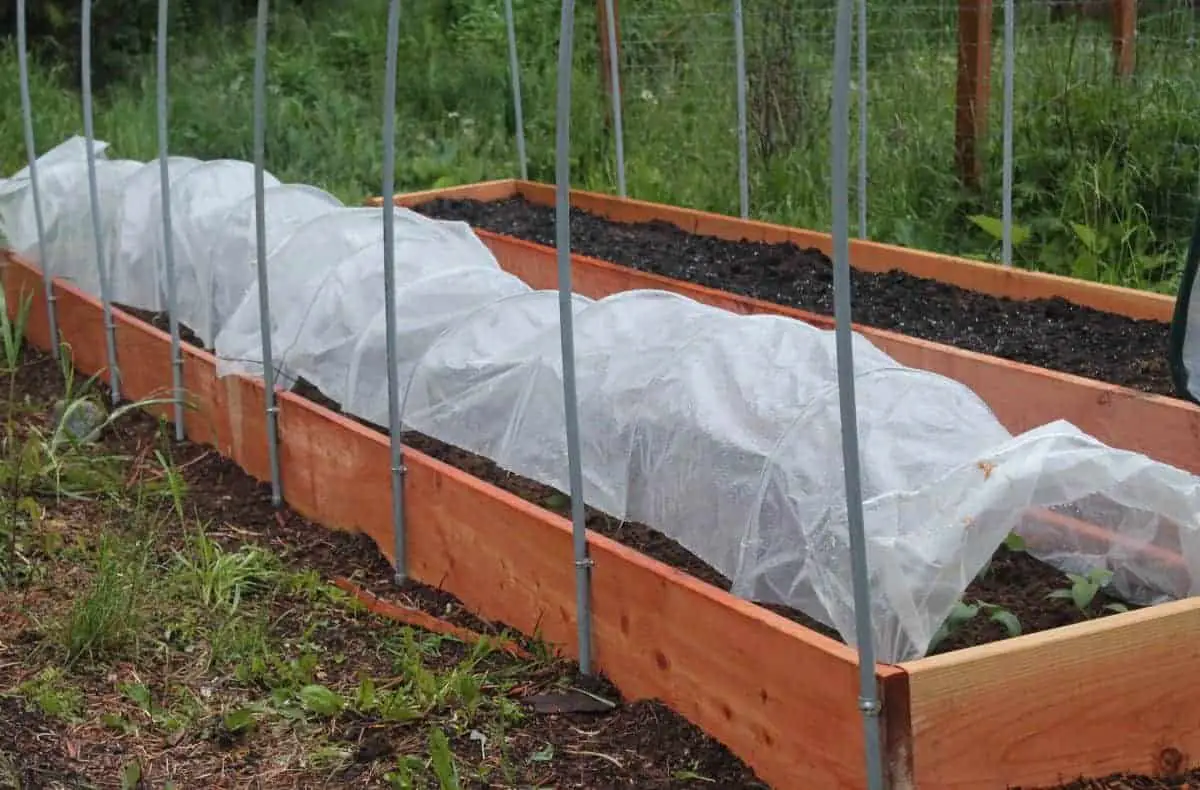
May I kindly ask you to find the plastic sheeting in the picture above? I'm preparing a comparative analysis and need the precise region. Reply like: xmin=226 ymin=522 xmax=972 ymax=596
xmin=3 ymin=138 xmax=1199 ymax=663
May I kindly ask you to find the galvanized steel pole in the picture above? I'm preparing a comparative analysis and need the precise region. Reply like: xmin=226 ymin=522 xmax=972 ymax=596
xmin=733 ymin=0 xmax=749 ymax=219
xmin=17 ymin=0 xmax=60 ymax=359
xmin=603 ymin=0 xmax=627 ymax=197
xmin=252 ymin=0 xmax=283 ymax=507
xmin=157 ymin=0 xmax=186 ymax=441
xmin=555 ymin=0 xmax=596 ymax=676
xmin=81 ymin=0 xmax=122 ymax=405
xmin=381 ymin=0 xmax=410 ymax=584
xmin=831 ymin=0 xmax=885 ymax=785
xmin=504 ymin=0 xmax=529 ymax=181
xmin=1001 ymin=0 xmax=1016 ymax=267
xmin=857 ymin=0 xmax=868 ymax=238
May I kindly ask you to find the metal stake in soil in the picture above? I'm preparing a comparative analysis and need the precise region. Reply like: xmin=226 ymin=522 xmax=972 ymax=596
xmin=158 ymin=0 xmax=186 ymax=442
xmin=381 ymin=0 xmax=409 ymax=584
xmin=81 ymin=0 xmax=122 ymax=406
xmin=554 ymin=0 xmax=596 ymax=677
xmin=17 ymin=0 xmax=60 ymax=360
xmin=252 ymin=0 xmax=284 ymax=508
xmin=1001 ymin=0 xmax=1016 ymax=268
xmin=504 ymin=0 xmax=528 ymax=181
xmin=603 ymin=0 xmax=627 ymax=198
xmin=733 ymin=0 xmax=749 ymax=219
xmin=831 ymin=0 xmax=885 ymax=786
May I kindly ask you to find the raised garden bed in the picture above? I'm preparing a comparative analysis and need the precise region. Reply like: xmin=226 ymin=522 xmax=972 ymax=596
xmin=380 ymin=181 xmax=1200 ymax=479
xmin=7 ymin=247 xmax=1200 ymax=790
xmin=402 ymin=181 xmax=1175 ymax=392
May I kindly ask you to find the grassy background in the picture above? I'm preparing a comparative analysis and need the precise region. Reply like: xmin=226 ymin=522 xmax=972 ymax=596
xmin=1 ymin=0 xmax=1198 ymax=293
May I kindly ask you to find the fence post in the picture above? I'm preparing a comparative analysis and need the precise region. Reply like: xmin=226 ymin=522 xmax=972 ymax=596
xmin=955 ymin=0 xmax=992 ymax=189
xmin=1112 ymin=0 xmax=1137 ymax=78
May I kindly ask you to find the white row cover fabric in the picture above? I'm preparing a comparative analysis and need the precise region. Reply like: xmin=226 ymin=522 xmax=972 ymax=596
xmin=2 ymin=138 xmax=1198 ymax=662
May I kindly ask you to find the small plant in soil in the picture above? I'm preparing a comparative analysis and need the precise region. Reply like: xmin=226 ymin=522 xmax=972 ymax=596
xmin=975 ymin=531 xmax=1028 ymax=581
xmin=929 ymin=599 xmax=1022 ymax=653
xmin=1047 ymin=567 xmax=1129 ymax=617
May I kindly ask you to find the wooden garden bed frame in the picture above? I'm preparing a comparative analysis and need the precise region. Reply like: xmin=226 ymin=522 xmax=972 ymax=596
xmin=4 ymin=230 xmax=1198 ymax=789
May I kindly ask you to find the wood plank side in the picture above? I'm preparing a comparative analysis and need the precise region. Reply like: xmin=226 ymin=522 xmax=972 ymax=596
xmin=3 ymin=253 xmax=889 ymax=790
xmin=477 ymin=231 xmax=1200 ymax=475
xmin=901 ymin=597 xmax=1200 ymax=789
xmin=500 ymin=182 xmax=1176 ymax=322
xmin=382 ymin=179 xmax=519 ymax=208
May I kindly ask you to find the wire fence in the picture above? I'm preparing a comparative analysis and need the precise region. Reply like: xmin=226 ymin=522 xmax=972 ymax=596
xmin=5 ymin=2 xmax=1200 ymax=788
xmin=601 ymin=0 xmax=1200 ymax=290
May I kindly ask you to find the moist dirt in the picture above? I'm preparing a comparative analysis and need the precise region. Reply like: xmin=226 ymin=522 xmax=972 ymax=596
xmin=412 ymin=197 xmax=1175 ymax=397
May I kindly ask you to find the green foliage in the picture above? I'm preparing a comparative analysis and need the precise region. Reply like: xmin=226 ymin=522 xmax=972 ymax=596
xmin=62 ymin=533 xmax=152 ymax=667
xmin=171 ymin=530 xmax=280 ymax=613
xmin=929 ymin=599 xmax=1022 ymax=652
xmin=0 ymin=0 xmax=1195 ymax=295
xmin=0 ymin=0 xmax=260 ymax=91
xmin=1047 ymin=567 xmax=1130 ymax=616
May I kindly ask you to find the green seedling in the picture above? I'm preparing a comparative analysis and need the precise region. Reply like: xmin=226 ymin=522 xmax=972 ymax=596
xmin=172 ymin=531 xmax=279 ymax=614
xmin=929 ymin=599 xmax=1022 ymax=652
xmin=976 ymin=531 xmax=1028 ymax=580
xmin=1047 ymin=567 xmax=1129 ymax=616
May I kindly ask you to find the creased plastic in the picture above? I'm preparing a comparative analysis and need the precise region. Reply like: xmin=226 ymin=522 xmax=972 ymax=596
xmin=4 ymin=138 xmax=1199 ymax=663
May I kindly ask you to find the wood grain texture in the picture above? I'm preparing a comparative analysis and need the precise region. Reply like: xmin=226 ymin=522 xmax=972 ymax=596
xmin=2 ymin=252 xmax=897 ymax=790
xmin=901 ymin=596 xmax=1200 ymax=789
xmin=471 ymin=229 xmax=1200 ymax=476
xmin=955 ymin=0 xmax=993 ymax=188
xmin=1112 ymin=0 xmax=1137 ymax=77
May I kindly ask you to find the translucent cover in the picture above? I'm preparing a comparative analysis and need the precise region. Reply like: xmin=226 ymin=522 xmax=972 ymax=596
xmin=5 ymin=139 xmax=1200 ymax=663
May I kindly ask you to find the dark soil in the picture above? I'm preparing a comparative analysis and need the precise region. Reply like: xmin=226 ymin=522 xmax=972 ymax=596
xmin=411 ymin=197 xmax=1176 ymax=397
xmin=5 ymin=345 xmax=768 ymax=790
xmin=1027 ymin=774 xmax=1200 ymax=790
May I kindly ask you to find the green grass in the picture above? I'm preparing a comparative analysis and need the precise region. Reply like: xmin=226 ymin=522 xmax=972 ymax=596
xmin=1 ymin=0 xmax=1198 ymax=292
xmin=0 ymin=362 xmax=585 ymax=787
xmin=0 ymin=288 xmax=606 ymax=787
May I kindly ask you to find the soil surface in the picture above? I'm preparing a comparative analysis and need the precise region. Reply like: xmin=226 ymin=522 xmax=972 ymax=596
xmin=1026 ymin=772 xmax=1200 ymax=790
xmin=1 ymin=346 xmax=768 ymax=789
xmin=412 ymin=197 xmax=1176 ymax=397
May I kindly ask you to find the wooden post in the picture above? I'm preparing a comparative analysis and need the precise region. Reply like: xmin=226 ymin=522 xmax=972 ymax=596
xmin=955 ymin=0 xmax=992 ymax=189
xmin=597 ymin=0 xmax=622 ymax=125
xmin=1112 ymin=0 xmax=1136 ymax=78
